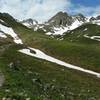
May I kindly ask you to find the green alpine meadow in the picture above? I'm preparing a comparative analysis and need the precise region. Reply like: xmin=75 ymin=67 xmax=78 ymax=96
xmin=0 ymin=0 xmax=100 ymax=100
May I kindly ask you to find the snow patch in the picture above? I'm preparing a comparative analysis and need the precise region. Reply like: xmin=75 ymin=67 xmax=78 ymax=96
xmin=19 ymin=47 xmax=100 ymax=78
xmin=87 ymin=16 xmax=100 ymax=25
xmin=69 ymin=20 xmax=83 ymax=30
xmin=23 ymin=22 xmax=31 ymax=28
xmin=34 ymin=26 xmax=38 ymax=31
xmin=46 ymin=20 xmax=83 ymax=36
xmin=0 ymin=19 xmax=5 ymax=23
xmin=0 ymin=31 xmax=7 ymax=38
xmin=83 ymin=28 xmax=88 ymax=31
xmin=84 ymin=34 xmax=100 ymax=41
xmin=0 ymin=24 xmax=23 ymax=44
xmin=22 ymin=20 xmax=38 ymax=29
xmin=95 ymin=20 xmax=100 ymax=25
xmin=92 ymin=20 xmax=100 ymax=25
xmin=46 ymin=27 xmax=69 ymax=35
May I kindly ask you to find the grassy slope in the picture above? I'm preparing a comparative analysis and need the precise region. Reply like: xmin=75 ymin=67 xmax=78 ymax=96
xmin=0 ymin=14 xmax=100 ymax=99
xmin=12 ymin=23 xmax=100 ymax=72
xmin=0 ymin=44 xmax=100 ymax=100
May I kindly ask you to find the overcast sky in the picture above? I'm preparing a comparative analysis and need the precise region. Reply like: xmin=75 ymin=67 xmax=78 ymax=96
xmin=0 ymin=0 xmax=100 ymax=23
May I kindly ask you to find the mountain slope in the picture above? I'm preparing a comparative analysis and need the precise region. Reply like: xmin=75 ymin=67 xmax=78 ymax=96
xmin=63 ymin=23 xmax=100 ymax=42
xmin=21 ymin=12 xmax=100 ymax=36
xmin=0 ymin=12 xmax=100 ymax=99
xmin=44 ymin=12 xmax=87 ymax=35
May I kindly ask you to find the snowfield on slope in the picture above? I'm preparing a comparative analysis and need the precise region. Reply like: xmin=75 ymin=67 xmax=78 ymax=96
xmin=0 ymin=24 xmax=23 ymax=44
xmin=92 ymin=20 xmax=100 ymax=25
xmin=46 ymin=27 xmax=69 ymax=35
xmin=19 ymin=47 xmax=100 ymax=78
xmin=46 ymin=20 xmax=83 ymax=35
xmin=84 ymin=34 xmax=100 ymax=41
xmin=0 ymin=31 xmax=7 ymax=38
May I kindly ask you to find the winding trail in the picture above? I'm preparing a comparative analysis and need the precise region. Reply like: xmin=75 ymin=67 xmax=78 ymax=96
xmin=19 ymin=47 xmax=100 ymax=78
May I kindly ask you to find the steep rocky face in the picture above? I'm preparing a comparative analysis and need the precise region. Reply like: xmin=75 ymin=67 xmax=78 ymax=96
xmin=0 ymin=13 xmax=17 ymax=27
xmin=72 ymin=13 xmax=86 ymax=22
xmin=96 ymin=15 xmax=100 ymax=20
xmin=21 ymin=12 xmax=87 ymax=33
xmin=46 ymin=12 xmax=87 ymax=27
xmin=47 ymin=12 xmax=73 ymax=27
xmin=89 ymin=15 xmax=100 ymax=25
xmin=89 ymin=15 xmax=100 ymax=22
xmin=44 ymin=12 xmax=87 ymax=35
xmin=20 ymin=11 xmax=100 ymax=35
xmin=90 ymin=17 xmax=96 ymax=22
xmin=0 ymin=13 xmax=15 ymax=22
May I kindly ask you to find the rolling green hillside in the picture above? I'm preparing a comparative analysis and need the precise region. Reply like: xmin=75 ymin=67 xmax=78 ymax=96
xmin=0 ymin=13 xmax=100 ymax=100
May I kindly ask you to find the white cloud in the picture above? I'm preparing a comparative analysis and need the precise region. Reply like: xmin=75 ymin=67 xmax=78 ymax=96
xmin=69 ymin=5 xmax=100 ymax=17
xmin=0 ymin=0 xmax=71 ymax=23
xmin=94 ymin=6 xmax=100 ymax=16
xmin=0 ymin=0 xmax=100 ymax=23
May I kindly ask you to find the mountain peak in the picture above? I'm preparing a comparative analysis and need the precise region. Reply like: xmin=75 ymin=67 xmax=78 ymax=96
xmin=0 ymin=12 xmax=15 ymax=21
xmin=19 ymin=11 xmax=100 ymax=35
xmin=72 ymin=13 xmax=86 ymax=22
xmin=21 ymin=18 xmax=38 ymax=28
xmin=55 ymin=11 xmax=68 ymax=16
xmin=96 ymin=15 xmax=100 ymax=20
xmin=22 ymin=18 xmax=38 ymax=24
xmin=76 ymin=13 xmax=85 ymax=17
xmin=47 ymin=11 xmax=72 ymax=27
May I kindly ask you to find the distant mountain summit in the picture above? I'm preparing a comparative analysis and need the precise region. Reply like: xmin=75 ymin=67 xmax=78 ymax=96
xmin=90 ymin=15 xmax=100 ymax=21
xmin=89 ymin=15 xmax=100 ymax=25
xmin=73 ymin=13 xmax=86 ymax=22
xmin=44 ymin=12 xmax=87 ymax=35
xmin=46 ymin=12 xmax=87 ymax=27
xmin=47 ymin=12 xmax=72 ymax=27
xmin=21 ymin=18 xmax=38 ymax=28
xmin=20 ymin=11 xmax=100 ymax=35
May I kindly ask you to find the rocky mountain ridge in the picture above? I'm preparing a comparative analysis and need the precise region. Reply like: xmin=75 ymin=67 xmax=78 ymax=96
xmin=21 ymin=12 xmax=100 ymax=35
